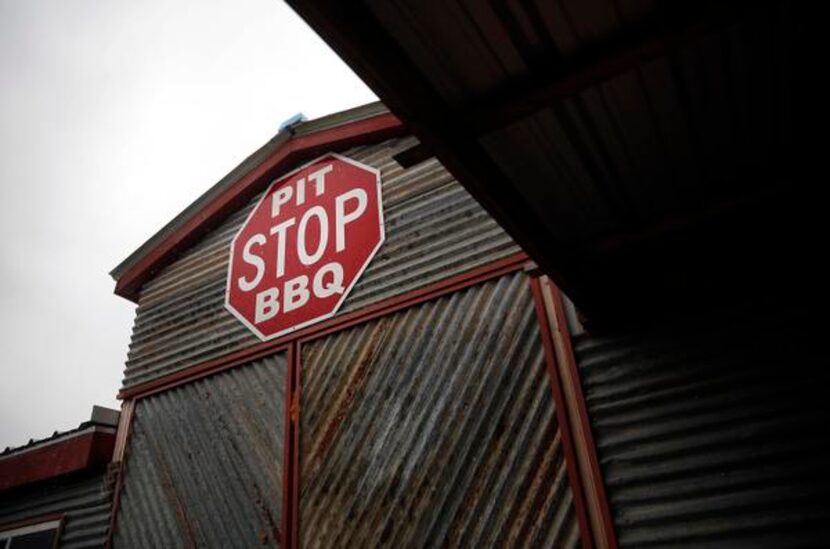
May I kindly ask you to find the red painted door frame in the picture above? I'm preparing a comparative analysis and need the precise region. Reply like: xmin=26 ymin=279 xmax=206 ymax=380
xmin=531 ymin=276 xmax=618 ymax=549
xmin=106 ymin=256 xmax=615 ymax=549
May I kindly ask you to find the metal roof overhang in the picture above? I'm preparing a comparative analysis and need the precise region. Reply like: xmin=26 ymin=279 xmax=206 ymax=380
xmin=0 ymin=426 xmax=116 ymax=492
xmin=286 ymin=0 xmax=815 ymax=326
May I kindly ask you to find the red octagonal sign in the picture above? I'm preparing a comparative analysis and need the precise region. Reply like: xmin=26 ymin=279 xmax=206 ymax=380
xmin=225 ymin=153 xmax=384 ymax=340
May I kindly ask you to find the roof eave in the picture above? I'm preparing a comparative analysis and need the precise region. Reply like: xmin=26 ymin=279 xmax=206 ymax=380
xmin=0 ymin=426 xmax=117 ymax=493
xmin=110 ymin=102 xmax=405 ymax=303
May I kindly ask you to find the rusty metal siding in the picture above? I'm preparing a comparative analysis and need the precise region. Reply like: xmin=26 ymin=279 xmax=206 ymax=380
xmin=0 ymin=470 xmax=116 ymax=548
xmin=122 ymin=136 xmax=519 ymax=390
xmin=574 ymin=315 xmax=830 ymax=547
xmin=300 ymin=272 xmax=579 ymax=548
xmin=111 ymin=353 xmax=287 ymax=548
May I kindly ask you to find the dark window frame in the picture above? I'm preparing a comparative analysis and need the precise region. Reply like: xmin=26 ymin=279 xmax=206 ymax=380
xmin=0 ymin=513 xmax=63 ymax=549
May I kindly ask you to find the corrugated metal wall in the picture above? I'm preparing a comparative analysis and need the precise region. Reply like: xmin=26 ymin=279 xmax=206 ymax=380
xmin=574 ymin=312 xmax=830 ymax=547
xmin=0 ymin=469 xmax=116 ymax=548
xmin=300 ymin=272 xmax=580 ymax=548
xmin=123 ymin=136 xmax=519 ymax=390
xmin=112 ymin=353 xmax=287 ymax=548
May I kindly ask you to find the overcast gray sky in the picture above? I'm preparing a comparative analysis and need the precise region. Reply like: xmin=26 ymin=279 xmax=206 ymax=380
xmin=0 ymin=0 xmax=376 ymax=449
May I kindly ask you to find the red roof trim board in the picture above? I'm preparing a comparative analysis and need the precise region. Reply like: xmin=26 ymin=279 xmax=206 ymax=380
xmin=0 ymin=427 xmax=116 ymax=492
xmin=113 ymin=112 xmax=405 ymax=302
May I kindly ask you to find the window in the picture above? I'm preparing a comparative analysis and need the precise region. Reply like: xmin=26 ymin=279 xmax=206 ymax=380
xmin=0 ymin=518 xmax=61 ymax=549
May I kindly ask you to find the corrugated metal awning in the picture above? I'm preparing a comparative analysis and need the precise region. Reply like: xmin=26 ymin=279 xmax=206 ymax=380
xmin=286 ymin=0 xmax=815 ymax=325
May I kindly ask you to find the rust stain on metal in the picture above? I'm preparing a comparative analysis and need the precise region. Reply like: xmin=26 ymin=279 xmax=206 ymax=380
xmin=111 ymin=354 xmax=287 ymax=547
xmin=289 ymin=394 xmax=299 ymax=424
xmin=147 ymin=435 xmax=197 ymax=547
xmin=300 ymin=273 xmax=580 ymax=546
xmin=251 ymin=484 xmax=279 ymax=546
xmin=308 ymin=316 xmax=391 ymax=473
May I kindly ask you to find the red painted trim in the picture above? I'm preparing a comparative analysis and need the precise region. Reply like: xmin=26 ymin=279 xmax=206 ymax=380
xmin=113 ymin=254 xmax=528 ymax=545
xmin=281 ymin=345 xmax=294 ymax=549
xmin=121 ymin=343 xmax=291 ymax=401
xmin=104 ymin=401 xmax=137 ymax=549
xmin=280 ymin=341 xmax=302 ymax=549
xmin=115 ymin=113 xmax=405 ymax=302
xmin=119 ymin=252 xmax=529 ymax=400
xmin=0 ymin=512 xmax=64 ymax=534
xmin=298 ymin=252 xmax=529 ymax=344
xmin=0 ymin=431 xmax=115 ymax=492
xmin=546 ymin=281 xmax=618 ymax=547
xmin=290 ymin=342 xmax=301 ymax=549
xmin=530 ymin=277 xmax=595 ymax=549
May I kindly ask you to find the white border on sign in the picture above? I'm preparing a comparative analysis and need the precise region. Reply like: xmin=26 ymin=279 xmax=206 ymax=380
xmin=223 ymin=152 xmax=385 ymax=342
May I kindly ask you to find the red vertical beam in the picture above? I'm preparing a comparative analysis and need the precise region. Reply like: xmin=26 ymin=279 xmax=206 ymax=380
xmin=281 ymin=341 xmax=302 ymax=549
xmin=291 ymin=342 xmax=301 ymax=549
xmin=111 ymin=400 xmax=136 ymax=463
xmin=539 ymin=277 xmax=618 ymax=548
xmin=530 ymin=277 xmax=595 ymax=549
xmin=281 ymin=344 xmax=297 ymax=548
xmin=105 ymin=400 xmax=137 ymax=549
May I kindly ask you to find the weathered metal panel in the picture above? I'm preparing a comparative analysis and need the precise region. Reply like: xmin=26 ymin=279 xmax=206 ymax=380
xmin=300 ymin=272 xmax=580 ymax=548
xmin=0 ymin=469 xmax=116 ymax=548
xmin=111 ymin=353 xmax=287 ymax=548
xmin=122 ymin=136 xmax=519 ymax=390
xmin=574 ymin=315 xmax=830 ymax=547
